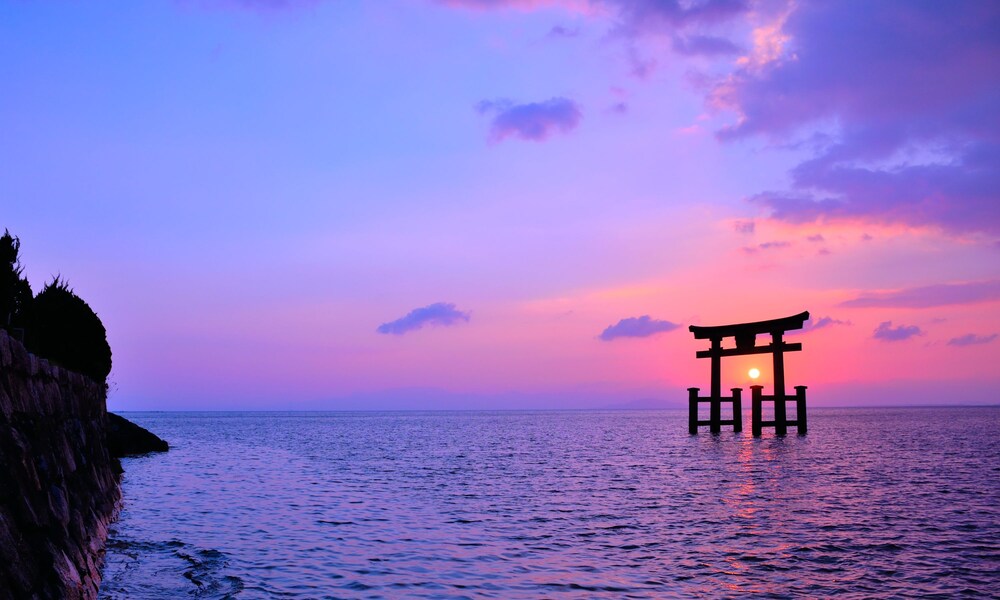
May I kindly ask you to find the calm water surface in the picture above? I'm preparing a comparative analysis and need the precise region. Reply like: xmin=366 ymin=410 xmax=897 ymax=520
xmin=99 ymin=408 xmax=1000 ymax=598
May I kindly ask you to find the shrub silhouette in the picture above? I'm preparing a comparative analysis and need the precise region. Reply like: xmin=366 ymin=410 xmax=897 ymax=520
xmin=0 ymin=229 xmax=33 ymax=330
xmin=25 ymin=277 xmax=112 ymax=383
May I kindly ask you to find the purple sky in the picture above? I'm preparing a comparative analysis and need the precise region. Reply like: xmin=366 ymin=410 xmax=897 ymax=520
xmin=1 ymin=0 xmax=997 ymax=410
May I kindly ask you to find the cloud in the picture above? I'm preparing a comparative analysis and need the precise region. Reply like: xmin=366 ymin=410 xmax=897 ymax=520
xmin=712 ymin=2 xmax=1000 ymax=236
xmin=201 ymin=0 xmax=540 ymax=10
xmin=872 ymin=321 xmax=922 ymax=342
xmin=608 ymin=101 xmax=628 ymax=114
xmin=435 ymin=0 xmax=565 ymax=8
xmin=437 ymin=0 xmax=749 ymax=73
xmin=547 ymin=25 xmax=580 ymax=39
xmin=608 ymin=0 xmax=749 ymax=35
xmin=437 ymin=0 xmax=750 ymax=31
xmin=599 ymin=315 xmax=680 ymax=341
xmin=477 ymin=97 xmax=582 ymax=142
xmin=197 ymin=1 xmax=997 ymax=237
xmin=192 ymin=0 xmax=320 ymax=9
xmin=741 ymin=240 xmax=790 ymax=254
xmin=733 ymin=220 xmax=755 ymax=234
xmin=794 ymin=315 xmax=850 ymax=334
xmin=948 ymin=333 xmax=998 ymax=347
xmin=806 ymin=234 xmax=824 ymax=242
xmin=749 ymin=155 xmax=999 ymax=235
xmin=671 ymin=34 xmax=741 ymax=57
xmin=376 ymin=302 xmax=470 ymax=335
xmin=840 ymin=280 xmax=1000 ymax=309
xmin=626 ymin=47 xmax=657 ymax=80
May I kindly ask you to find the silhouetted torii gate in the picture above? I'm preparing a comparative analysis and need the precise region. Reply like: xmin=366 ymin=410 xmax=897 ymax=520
xmin=688 ymin=311 xmax=809 ymax=436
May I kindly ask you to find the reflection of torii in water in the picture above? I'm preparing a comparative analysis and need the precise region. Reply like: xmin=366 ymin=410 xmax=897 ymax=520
xmin=687 ymin=311 xmax=809 ymax=436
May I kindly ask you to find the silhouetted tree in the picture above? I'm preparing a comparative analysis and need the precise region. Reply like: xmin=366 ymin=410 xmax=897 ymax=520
xmin=0 ymin=229 xmax=33 ymax=330
xmin=24 ymin=277 xmax=112 ymax=382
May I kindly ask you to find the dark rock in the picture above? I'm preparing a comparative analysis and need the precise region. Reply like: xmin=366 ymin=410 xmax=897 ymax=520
xmin=48 ymin=485 xmax=70 ymax=527
xmin=0 ymin=328 xmax=122 ymax=600
xmin=106 ymin=413 xmax=168 ymax=457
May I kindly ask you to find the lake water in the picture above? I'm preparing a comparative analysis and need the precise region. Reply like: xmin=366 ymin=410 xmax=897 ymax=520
xmin=98 ymin=408 xmax=1000 ymax=598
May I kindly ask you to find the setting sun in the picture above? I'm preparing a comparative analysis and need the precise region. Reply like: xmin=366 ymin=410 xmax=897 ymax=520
xmin=749 ymin=368 xmax=761 ymax=379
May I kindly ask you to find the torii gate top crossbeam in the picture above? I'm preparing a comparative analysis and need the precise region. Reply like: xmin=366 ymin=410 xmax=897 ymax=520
xmin=688 ymin=311 xmax=809 ymax=340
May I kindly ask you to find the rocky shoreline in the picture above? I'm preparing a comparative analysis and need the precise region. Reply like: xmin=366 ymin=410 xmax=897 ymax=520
xmin=0 ymin=329 xmax=166 ymax=599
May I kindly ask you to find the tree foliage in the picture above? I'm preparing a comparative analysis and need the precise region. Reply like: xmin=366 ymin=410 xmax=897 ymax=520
xmin=24 ymin=277 xmax=113 ymax=382
xmin=0 ymin=230 xmax=113 ymax=382
xmin=0 ymin=229 xmax=33 ymax=329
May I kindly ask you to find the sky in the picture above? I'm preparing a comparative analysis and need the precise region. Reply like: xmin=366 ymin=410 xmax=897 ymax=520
xmin=1 ymin=0 xmax=997 ymax=410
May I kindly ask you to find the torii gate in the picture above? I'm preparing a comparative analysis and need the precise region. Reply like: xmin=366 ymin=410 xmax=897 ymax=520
xmin=687 ymin=311 xmax=809 ymax=436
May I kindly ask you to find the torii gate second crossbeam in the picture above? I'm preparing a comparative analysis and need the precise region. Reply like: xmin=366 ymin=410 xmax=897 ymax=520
xmin=687 ymin=311 xmax=809 ymax=436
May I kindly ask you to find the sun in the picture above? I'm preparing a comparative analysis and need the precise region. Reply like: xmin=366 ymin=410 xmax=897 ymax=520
xmin=748 ymin=368 xmax=761 ymax=379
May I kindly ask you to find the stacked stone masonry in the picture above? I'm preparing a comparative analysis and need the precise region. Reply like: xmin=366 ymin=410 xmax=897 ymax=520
xmin=0 ymin=328 xmax=120 ymax=600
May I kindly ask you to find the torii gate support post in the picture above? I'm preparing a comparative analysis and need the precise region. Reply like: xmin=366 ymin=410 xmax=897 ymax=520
xmin=751 ymin=385 xmax=763 ymax=437
xmin=710 ymin=338 xmax=722 ymax=433
xmin=688 ymin=388 xmax=699 ymax=434
xmin=731 ymin=387 xmax=743 ymax=432
xmin=795 ymin=386 xmax=808 ymax=434
xmin=772 ymin=330 xmax=787 ymax=436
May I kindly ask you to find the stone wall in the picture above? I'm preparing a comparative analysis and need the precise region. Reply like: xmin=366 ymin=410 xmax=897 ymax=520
xmin=0 ymin=328 xmax=120 ymax=600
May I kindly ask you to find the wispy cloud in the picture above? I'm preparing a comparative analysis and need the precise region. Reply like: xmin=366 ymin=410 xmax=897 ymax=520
xmin=733 ymin=220 xmax=755 ymax=234
xmin=790 ymin=315 xmax=850 ymax=335
xmin=872 ymin=321 xmax=922 ymax=342
xmin=741 ymin=240 xmax=790 ymax=254
xmin=477 ymin=97 xmax=582 ymax=143
xmin=599 ymin=315 xmax=680 ymax=341
xmin=377 ymin=302 xmax=470 ymax=335
xmin=947 ymin=333 xmax=998 ymax=347
xmin=607 ymin=101 xmax=628 ymax=115
xmin=840 ymin=280 xmax=1000 ymax=309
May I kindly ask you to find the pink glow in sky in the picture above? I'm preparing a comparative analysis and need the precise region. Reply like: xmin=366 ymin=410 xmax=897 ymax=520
xmin=1 ymin=0 xmax=997 ymax=409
